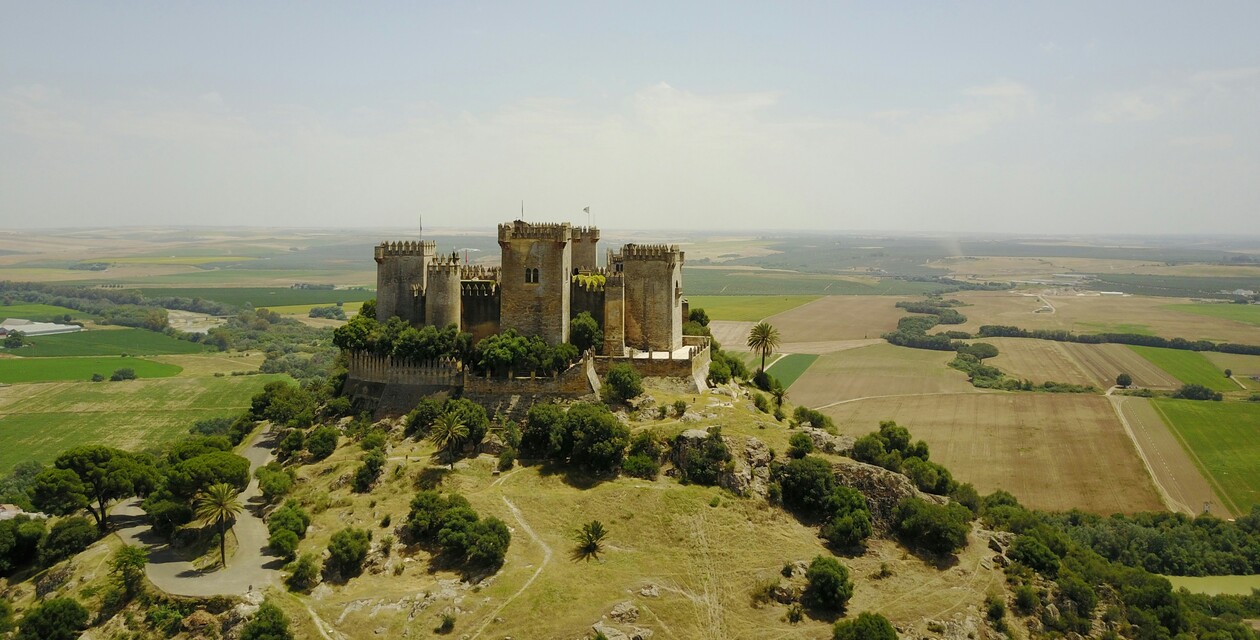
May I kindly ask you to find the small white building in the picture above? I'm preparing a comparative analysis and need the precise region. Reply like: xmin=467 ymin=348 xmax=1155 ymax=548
xmin=0 ymin=318 xmax=84 ymax=336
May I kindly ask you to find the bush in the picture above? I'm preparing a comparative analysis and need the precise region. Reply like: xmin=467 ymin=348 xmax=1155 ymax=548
xmin=566 ymin=402 xmax=630 ymax=474
xmin=675 ymin=427 xmax=730 ymax=486
xmin=752 ymin=392 xmax=770 ymax=413
xmin=404 ymin=490 xmax=511 ymax=567
xmin=832 ymin=612 xmax=897 ymax=640
xmin=352 ymin=449 xmax=387 ymax=492
xmin=672 ymin=399 xmax=688 ymax=417
xmin=497 ymin=447 xmax=516 ymax=471
xmin=15 ymin=597 xmax=89 ymax=640
xmin=792 ymin=406 xmax=834 ymax=429
xmin=90 ymin=373 xmax=104 ymax=382
xmin=1009 ymin=535 xmax=1059 ymax=576
xmin=787 ymin=432 xmax=814 ymax=458
xmin=240 ymin=600 xmax=293 ymax=640
xmin=1173 ymin=383 xmax=1223 ymax=401
xmin=306 ymin=426 xmax=339 ymax=460
xmin=267 ymin=500 xmax=311 ymax=540
xmin=602 ymin=364 xmax=643 ymax=404
xmin=1013 ymin=584 xmax=1040 ymax=614
xmin=268 ymin=528 xmax=300 ymax=560
xmin=752 ymin=370 xmax=776 ymax=391
xmin=892 ymin=497 xmax=971 ymax=555
xmin=256 ymin=464 xmax=294 ymax=502
xmin=284 ymin=553 xmax=320 ymax=592
xmin=110 ymin=367 xmax=137 ymax=381
xmin=405 ymin=397 xmax=444 ymax=437
xmin=325 ymin=527 xmax=371 ymax=578
xmin=622 ymin=454 xmax=660 ymax=479
xmin=985 ymin=594 xmax=1005 ymax=621
xmin=802 ymin=555 xmax=853 ymax=612
xmin=38 ymin=516 xmax=98 ymax=565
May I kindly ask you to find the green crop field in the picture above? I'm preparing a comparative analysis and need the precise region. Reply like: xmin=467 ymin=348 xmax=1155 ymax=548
xmin=1152 ymin=399 xmax=1260 ymax=514
xmin=1166 ymin=303 xmax=1260 ymax=328
xmin=17 ymin=328 xmax=208 ymax=357
xmin=765 ymin=353 xmax=819 ymax=389
xmin=683 ymin=268 xmax=941 ymax=296
xmin=0 ymin=303 xmax=96 ymax=323
xmin=0 ymin=357 xmax=181 ymax=383
xmin=0 ymin=373 xmax=288 ymax=472
xmin=137 ymin=286 xmax=375 ymax=308
xmin=685 ymin=295 xmax=818 ymax=321
xmin=1128 ymin=346 xmax=1237 ymax=393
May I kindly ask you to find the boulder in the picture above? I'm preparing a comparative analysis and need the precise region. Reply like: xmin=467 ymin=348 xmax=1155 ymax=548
xmin=830 ymin=458 xmax=946 ymax=533
xmin=609 ymin=601 xmax=639 ymax=623
xmin=181 ymin=610 xmax=217 ymax=633
xmin=799 ymin=427 xmax=854 ymax=454
xmin=639 ymin=584 xmax=659 ymax=598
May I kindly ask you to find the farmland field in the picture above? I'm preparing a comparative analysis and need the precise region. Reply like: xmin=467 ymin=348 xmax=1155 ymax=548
xmin=17 ymin=328 xmax=208 ymax=357
xmin=1129 ymin=346 xmax=1236 ymax=393
xmin=790 ymin=343 xmax=976 ymax=408
xmin=0 ymin=303 xmax=96 ymax=322
xmin=764 ymin=353 xmax=818 ymax=389
xmin=262 ymin=301 xmax=364 ymax=316
xmin=0 ymin=374 xmax=287 ymax=472
xmin=683 ymin=267 xmax=941 ymax=296
xmin=1165 ymin=574 xmax=1260 ymax=596
xmin=0 ymin=357 xmax=182 ymax=383
xmin=684 ymin=295 xmax=818 ymax=321
xmin=821 ymin=393 xmax=1164 ymax=513
xmin=1165 ymin=303 xmax=1260 ymax=328
xmin=983 ymin=338 xmax=1102 ymax=388
xmin=137 ymin=286 xmax=375 ymax=308
xmin=1151 ymin=399 xmax=1260 ymax=514
xmin=766 ymin=295 xmax=913 ymax=351
xmin=1203 ymin=351 xmax=1260 ymax=390
xmin=1061 ymin=343 xmax=1180 ymax=389
xmin=1114 ymin=396 xmax=1221 ymax=516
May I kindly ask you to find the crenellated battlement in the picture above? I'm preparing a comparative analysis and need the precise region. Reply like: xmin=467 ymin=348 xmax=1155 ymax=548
xmin=498 ymin=220 xmax=573 ymax=243
xmin=374 ymin=240 xmax=436 ymax=261
xmin=461 ymin=280 xmax=500 ymax=297
xmin=570 ymin=226 xmax=600 ymax=240
xmin=460 ymin=265 xmax=499 ymax=281
xmin=427 ymin=255 xmax=463 ymax=272
xmin=622 ymin=243 xmax=683 ymax=261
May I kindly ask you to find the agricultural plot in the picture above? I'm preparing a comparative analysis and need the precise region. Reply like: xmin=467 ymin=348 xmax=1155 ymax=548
xmin=683 ymin=267 xmax=941 ymax=296
xmin=1166 ymin=303 xmax=1260 ymax=328
xmin=982 ymin=338 xmax=1101 ymax=388
xmin=1114 ymin=397 xmax=1221 ymax=516
xmin=0 ymin=357 xmax=181 ymax=384
xmin=137 ymin=286 xmax=375 ymax=308
xmin=821 ymin=393 xmax=1165 ymax=514
xmin=684 ymin=295 xmax=818 ymax=322
xmin=1203 ymin=352 xmax=1260 ymax=390
xmin=790 ymin=343 xmax=976 ymax=408
xmin=1128 ymin=346 xmax=1236 ymax=393
xmin=0 ymin=303 xmax=95 ymax=322
xmin=764 ymin=353 xmax=818 ymax=389
xmin=1151 ymin=399 xmax=1260 ymax=514
xmin=765 ymin=295 xmax=912 ymax=352
xmin=0 ymin=373 xmax=287 ymax=472
xmin=1060 ymin=343 xmax=1180 ymax=389
xmin=17 ymin=328 xmax=208 ymax=357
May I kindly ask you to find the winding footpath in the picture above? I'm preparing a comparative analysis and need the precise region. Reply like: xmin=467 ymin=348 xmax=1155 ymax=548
xmin=112 ymin=428 xmax=282 ymax=597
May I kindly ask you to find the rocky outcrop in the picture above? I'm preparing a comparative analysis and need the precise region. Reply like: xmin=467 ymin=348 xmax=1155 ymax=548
xmin=668 ymin=428 xmax=772 ymax=497
xmin=830 ymin=458 xmax=946 ymax=532
xmin=799 ymin=427 xmax=854 ymax=454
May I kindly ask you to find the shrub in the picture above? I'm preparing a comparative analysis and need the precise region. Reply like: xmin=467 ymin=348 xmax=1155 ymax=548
xmin=497 ymin=447 xmax=516 ymax=471
xmin=37 ymin=516 xmax=97 ymax=565
xmin=90 ymin=373 xmax=104 ymax=382
xmin=435 ymin=613 xmax=456 ymax=634
xmin=1013 ymin=584 xmax=1040 ymax=614
xmin=306 ymin=426 xmax=339 ymax=460
xmin=675 ymin=427 xmax=730 ymax=486
xmin=15 ymin=597 xmax=89 ymax=640
xmin=752 ymin=392 xmax=770 ymax=413
xmin=787 ymin=432 xmax=814 ymax=458
xmin=566 ymin=402 xmax=630 ymax=474
xmin=267 ymin=500 xmax=311 ymax=540
xmin=1009 ymin=535 xmax=1059 ymax=577
xmin=240 ymin=600 xmax=293 ymax=640
xmin=802 ymin=556 xmax=853 ymax=612
xmin=284 ymin=553 xmax=320 ymax=592
xmin=256 ymin=464 xmax=294 ymax=502
xmin=832 ymin=612 xmax=897 ymax=640
xmin=752 ymin=370 xmax=775 ymax=391
xmin=792 ymin=405 xmax=834 ymax=429
xmin=985 ymin=594 xmax=1005 ymax=621
xmin=353 ymin=449 xmax=387 ymax=492
xmin=268 ymin=528 xmax=300 ymax=560
xmin=672 ymin=399 xmax=688 ymax=417
xmin=602 ymin=364 xmax=643 ymax=404
xmin=325 ymin=527 xmax=371 ymax=578
xmin=622 ymin=454 xmax=660 ymax=479
xmin=1173 ymin=383 xmax=1223 ymax=401
xmin=405 ymin=397 xmax=444 ymax=437
xmin=110 ymin=367 xmax=137 ymax=381
xmin=892 ymin=497 xmax=971 ymax=555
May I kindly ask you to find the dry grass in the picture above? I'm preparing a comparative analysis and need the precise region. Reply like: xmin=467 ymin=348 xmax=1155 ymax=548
xmin=790 ymin=344 xmax=977 ymax=408
xmin=766 ymin=296 xmax=913 ymax=347
xmin=151 ymin=352 xmax=266 ymax=376
xmin=982 ymin=338 xmax=1102 ymax=388
xmin=1064 ymin=343 xmax=1181 ymax=389
xmin=821 ymin=393 xmax=1164 ymax=514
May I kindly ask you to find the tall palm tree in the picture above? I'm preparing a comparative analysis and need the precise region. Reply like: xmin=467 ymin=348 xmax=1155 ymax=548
xmin=195 ymin=483 xmax=243 ymax=569
xmin=746 ymin=322 xmax=781 ymax=373
xmin=428 ymin=411 xmax=469 ymax=468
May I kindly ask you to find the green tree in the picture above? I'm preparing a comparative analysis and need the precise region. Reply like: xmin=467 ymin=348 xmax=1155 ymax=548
xmin=428 ymin=411 xmax=470 ymax=467
xmin=305 ymin=426 xmax=339 ymax=460
xmin=566 ymin=403 xmax=631 ymax=473
xmin=284 ymin=552 xmax=320 ymax=592
xmin=3 ymin=331 xmax=25 ymax=349
xmin=770 ymin=382 xmax=787 ymax=410
xmin=165 ymin=451 xmax=250 ymax=499
xmin=1116 ymin=372 xmax=1132 ymax=387
xmin=574 ymin=519 xmax=609 ymax=561
xmin=50 ymin=445 xmax=151 ymax=532
xmin=746 ymin=321 xmax=781 ymax=373
xmin=15 ymin=597 xmax=89 ymax=640
xmin=325 ymin=527 xmax=371 ymax=578
xmin=832 ymin=612 xmax=898 ymax=640
xmin=892 ymin=497 xmax=971 ymax=556
xmin=787 ymin=432 xmax=814 ymax=459
xmin=688 ymin=308 xmax=710 ymax=326
xmin=240 ymin=600 xmax=294 ymax=640
xmin=110 ymin=544 xmax=148 ymax=599
xmin=602 ymin=363 xmax=643 ymax=405
xmin=196 ymin=483 xmax=243 ymax=568
xmin=803 ymin=555 xmax=853 ymax=612
xmin=37 ymin=516 xmax=98 ymax=565
xmin=30 ymin=468 xmax=89 ymax=519
xmin=570 ymin=311 xmax=603 ymax=352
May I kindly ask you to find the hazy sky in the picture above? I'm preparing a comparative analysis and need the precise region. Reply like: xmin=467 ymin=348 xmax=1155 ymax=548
xmin=3 ymin=2 xmax=1258 ymax=234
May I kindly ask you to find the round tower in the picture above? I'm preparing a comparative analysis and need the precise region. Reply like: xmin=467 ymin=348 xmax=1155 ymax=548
xmin=425 ymin=255 xmax=463 ymax=330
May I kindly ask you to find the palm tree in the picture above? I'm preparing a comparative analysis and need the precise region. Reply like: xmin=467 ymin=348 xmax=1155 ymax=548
xmin=428 ymin=411 xmax=469 ymax=468
xmin=770 ymin=383 xmax=787 ymax=410
xmin=196 ymin=483 xmax=243 ymax=569
xmin=573 ymin=519 xmax=609 ymax=561
xmin=746 ymin=322 xmax=781 ymax=373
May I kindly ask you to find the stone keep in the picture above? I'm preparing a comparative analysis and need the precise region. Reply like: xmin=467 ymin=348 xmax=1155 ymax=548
xmin=497 ymin=221 xmax=573 ymax=345
xmin=621 ymin=244 xmax=684 ymax=352
xmin=374 ymin=240 xmax=433 ymax=324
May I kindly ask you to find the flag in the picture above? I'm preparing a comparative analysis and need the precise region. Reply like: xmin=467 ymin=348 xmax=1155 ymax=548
xmin=583 ymin=206 xmax=590 ymax=214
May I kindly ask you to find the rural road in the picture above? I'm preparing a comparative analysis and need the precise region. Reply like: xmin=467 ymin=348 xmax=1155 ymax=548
xmin=112 ymin=427 xmax=282 ymax=597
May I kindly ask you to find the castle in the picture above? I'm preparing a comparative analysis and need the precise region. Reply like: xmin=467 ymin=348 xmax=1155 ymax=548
xmin=374 ymin=220 xmax=687 ymax=355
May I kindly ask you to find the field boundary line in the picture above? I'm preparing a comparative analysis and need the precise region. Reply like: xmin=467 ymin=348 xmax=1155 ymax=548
xmin=1148 ymin=400 xmax=1241 ymax=515
xmin=1107 ymin=394 xmax=1185 ymax=514
xmin=813 ymin=391 xmax=986 ymax=411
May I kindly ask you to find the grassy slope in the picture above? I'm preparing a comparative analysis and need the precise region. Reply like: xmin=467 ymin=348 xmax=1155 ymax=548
xmin=1166 ymin=303 xmax=1260 ymax=328
xmin=0 ymin=373 xmax=284 ymax=472
xmin=685 ymin=295 xmax=818 ymax=321
xmin=0 ymin=357 xmax=182 ymax=383
xmin=17 ymin=328 xmax=208 ymax=357
xmin=765 ymin=353 xmax=819 ymax=388
xmin=1128 ymin=345 xmax=1237 ymax=392
xmin=1152 ymin=399 xmax=1260 ymax=514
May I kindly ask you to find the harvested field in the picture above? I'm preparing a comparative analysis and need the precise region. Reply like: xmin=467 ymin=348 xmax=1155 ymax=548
xmin=1151 ymin=399 xmax=1260 ymax=514
xmin=1129 ymin=346 xmax=1236 ymax=393
xmin=1061 ymin=343 xmax=1181 ymax=389
xmin=953 ymin=291 xmax=1260 ymax=344
xmin=1113 ymin=396 xmax=1220 ymax=516
xmin=707 ymin=320 xmax=754 ymax=354
xmin=766 ymin=296 xmax=912 ymax=352
xmin=791 ymin=343 xmax=976 ymax=408
xmin=982 ymin=338 xmax=1101 ymax=388
xmin=684 ymin=295 xmax=818 ymax=321
xmin=1204 ymin=352 xmax=1260 ymax=390
xmin=820 ymin=393 xmax=1164 ymax=514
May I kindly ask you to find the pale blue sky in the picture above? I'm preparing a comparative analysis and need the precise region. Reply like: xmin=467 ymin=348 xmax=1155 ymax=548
xmin=3 ymin=2 xmax=1258 ymax=233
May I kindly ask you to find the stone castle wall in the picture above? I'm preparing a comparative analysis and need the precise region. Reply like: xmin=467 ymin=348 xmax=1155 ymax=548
xmin=498 ymin=221 xmax=572 ymax=345
xmin=460 ymin=280 xmax=501 ymax=342
xmin=374 ymin=241 xmax=432 ymax=324
xmin=425 ymin=259 xmax=463 ymax=329
xmin=622 ymin=244 xmax=684 ymax=352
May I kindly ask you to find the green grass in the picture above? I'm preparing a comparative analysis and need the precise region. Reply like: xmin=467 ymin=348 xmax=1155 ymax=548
xmin=765 ymin=353 xmax=819 ymax=389
xmin=1167 ymin=303 xmax=1260 ymax=328
xmin=17 ymin=329 xmax=209 ymax=357
xmin=0 ymin=374 xmax=287 ymax=473
xmin=0 ymin=303 xmax=96 ymax=323
xmin=1128 ymin=345 xmax=1237 ymax=392
xmin=1152 ymin=399 xmax=1260 ymax=514
xmin=0 ymin=357 xmax=182 ymax=383
xmin=1165 ymin=574 xmax=1260 ymax=596
xmin=685 ymin=295 xmax=818 ymax=322
xmin=136 ymin=286 xmax=375 ymax=308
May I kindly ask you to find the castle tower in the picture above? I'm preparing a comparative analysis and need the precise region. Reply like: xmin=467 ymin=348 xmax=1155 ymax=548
xmin=425 ymin=253 xmax=463 ymax=329
xmin=621 ymin=243 xmax=685 ymax=352
xmin=603 ymin=272 xmax=626 ymax=355
xmin=571 ymin=226 xmax=601 ymax=273
xmin=374 ymin=240 xmax=434 ymax=324
xmin=497 ymin=220 xmax=573 ymax=345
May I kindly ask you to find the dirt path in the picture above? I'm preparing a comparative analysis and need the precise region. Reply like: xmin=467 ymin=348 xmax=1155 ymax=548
xmin=812 ymin=391 xmax=989 ymax=411
xmin=112 ymin=427 xmax=283 ymax=597
xmin=1106 ymin=390 xmax=1222 ymax=515
xmin=468 ymin=494 xmax=553 ymax=640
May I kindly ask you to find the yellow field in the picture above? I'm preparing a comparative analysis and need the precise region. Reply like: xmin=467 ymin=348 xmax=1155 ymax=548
xmin=1065 ymin=343 xmax=1181 ymax=389
xmin=791 ymin=343 xmax=977 ymax=408
xmin=981 ymin=338 xmax=1179 ymax=389
xmin=766 ymin=295 xmax=914 ymax=352
xmin=821 ymin=393 xmax=1164 ymax=514
xmin=262 ymin=301 xmax=364 ymax=315
xmin=150 ymin=352 xmax=266 ymax=376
